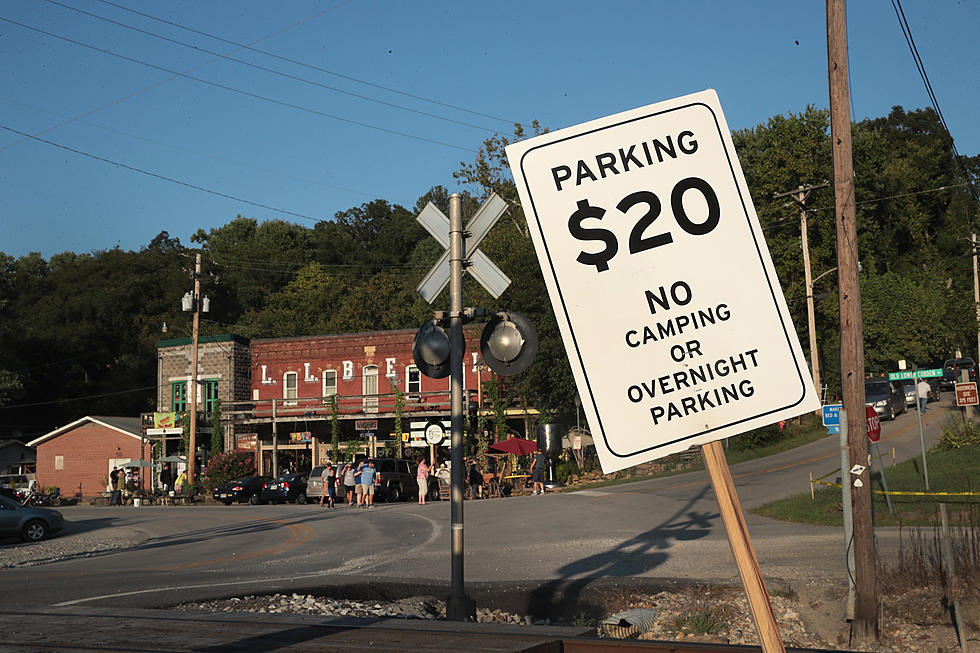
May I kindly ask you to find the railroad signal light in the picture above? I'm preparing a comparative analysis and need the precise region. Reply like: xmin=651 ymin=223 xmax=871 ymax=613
xmin=480 ymin=311 xmax=538 ymax=376
xmin=413 ymin=319 xmax=452 ymax=379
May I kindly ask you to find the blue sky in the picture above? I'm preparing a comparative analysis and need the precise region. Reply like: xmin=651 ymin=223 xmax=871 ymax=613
xmin=2 ymin=0 xmax=977 ymax=259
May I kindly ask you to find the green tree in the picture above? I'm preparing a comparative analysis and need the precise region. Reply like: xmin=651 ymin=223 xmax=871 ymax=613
xmin=192 ymin=217 xmax=314 ymax=322
xmin=210 ymin=399 xmax=223 ymax=456
xmin=330 ymin=394 xmax=340 ymax=460
xmin=391 ymin=378 xmax=404 ymax=458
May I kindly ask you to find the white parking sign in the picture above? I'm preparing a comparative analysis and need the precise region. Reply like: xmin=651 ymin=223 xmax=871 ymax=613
xmin=506 ymin=90 xmax=818 ymax=473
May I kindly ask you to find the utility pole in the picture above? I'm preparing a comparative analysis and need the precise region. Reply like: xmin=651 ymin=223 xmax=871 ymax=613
xmin=827 ymin=0 xmax=878 ymax=641
xmin=187 ymin=253 xmax=202 ymax=486
xmin=973 ymin=233 xmax=979 ymax=365
xmin=774 ymin=183 xmax=829 ymax=411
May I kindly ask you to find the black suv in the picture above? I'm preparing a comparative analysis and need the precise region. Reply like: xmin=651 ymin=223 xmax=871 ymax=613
xmin=941 ymin=358 xmax=976 ymax=391
xmin=372 ymin=458 xmax=425 ymax=503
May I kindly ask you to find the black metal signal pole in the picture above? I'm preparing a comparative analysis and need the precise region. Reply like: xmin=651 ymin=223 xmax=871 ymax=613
xmin=446 ymin=193 xmax=475 ymax=620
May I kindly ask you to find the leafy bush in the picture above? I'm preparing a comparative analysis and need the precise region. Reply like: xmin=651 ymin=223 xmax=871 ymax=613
xmin=556 ymin=459 xmax=580 ymax=484
xmin=727 ymin=423 xmax=783 ymax=451
xmin=726 ymin=413 xmax=819 ymax=452
xmin=202 ymin=450 xmax=256 ymax=492
xmin=935 ymin=418 xmax=980 ymax=451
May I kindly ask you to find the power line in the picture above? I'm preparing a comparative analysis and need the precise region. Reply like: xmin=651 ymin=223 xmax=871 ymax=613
xmin=0 ymin=2 xmax=347 ymax=154
xmin=762 ymin=182 xmax=969 ymax=232
xmin=40 ymin=0 xmax=498 ymax=133
xmin=207 ymin=255 xmax=428 ymax=273
xmin=0 ymin=122 xmax=324 ymax=222
xmin=0 ymin=383 xmax=159 ymax=410
xmin=92 ymin=0 xmax=517 ymax=126
xmin=890 ymin=0 xmax=980 ymax=209
xmin=0 ymin=16 xmax=476 ymax=153
xmin=0 ymin=95 xmax=377 ymax=199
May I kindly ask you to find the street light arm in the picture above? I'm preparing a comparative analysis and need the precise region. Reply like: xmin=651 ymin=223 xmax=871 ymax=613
xmin=811 ymin=267 xmax=839 ymax=286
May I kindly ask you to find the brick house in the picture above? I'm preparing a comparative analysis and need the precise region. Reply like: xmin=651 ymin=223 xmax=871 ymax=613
xmin=28 ymin=416 xmax=150 ymax=497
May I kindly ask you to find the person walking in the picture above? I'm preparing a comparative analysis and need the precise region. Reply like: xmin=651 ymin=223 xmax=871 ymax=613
xmin=468 ymin=459 xmax=484 ymax=499
xmin=917 ymin=378 xmax=931 ymax=413
xmin=359 ymin=459 xmax=377 ymax=508
xmin=319 ymin=463 xmax=336 ymax=508
xmin=159 ymin=463 xmax=173 ymax=494
xmin=529 ymin=448 xmax=547 ymax=495
xmin=116 ymin=465 xmax=128 ymax=503
xmin=108 ymin=466 xmax=121 ymax=506
xmin=174 ymin=469 xmax=187 ymax=494
xmin=416 ymin=457 xmax=429 ymax=505
xmin=353 ymin=458 xmax=371 ymax=507
xmin=341 ymin=461 xmax=356 ymax=507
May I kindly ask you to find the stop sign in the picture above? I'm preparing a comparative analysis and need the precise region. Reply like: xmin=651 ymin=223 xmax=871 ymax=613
xmin=866 ymin=405 xmax=881 ymax=442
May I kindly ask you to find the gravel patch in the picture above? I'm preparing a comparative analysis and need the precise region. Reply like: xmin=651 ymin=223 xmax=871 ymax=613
xmin=177 ymin=593 xmax=544 ymax=626
xmin=0 ymin=526 xmax=143 ymax=568
xmin=177 ymin=586 xmax=973 ymax=652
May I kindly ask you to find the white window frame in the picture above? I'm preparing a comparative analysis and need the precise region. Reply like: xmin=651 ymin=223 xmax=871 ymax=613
xmin=322 ymin=369 xmax=338 ymax=397
xmin=362 ymin=365 xmax=379 ymax=412
xmin=283 ymin=371 xmax=298 ymax=404
xmin=406 ymin=365 xmax=421 ymax=395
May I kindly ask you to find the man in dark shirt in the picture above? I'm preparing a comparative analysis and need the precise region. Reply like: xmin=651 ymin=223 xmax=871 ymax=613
xmin=529 ymin=449 xmax=547 ymax=495
xmin=109 ymin=467 xmax=122 ymax=505
xmin=159 ymin=463 xmax=173 ymax=493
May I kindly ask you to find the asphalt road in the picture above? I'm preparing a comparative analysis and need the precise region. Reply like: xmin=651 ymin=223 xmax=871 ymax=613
xmin=2 ymin=397 xmax=952 ymax=613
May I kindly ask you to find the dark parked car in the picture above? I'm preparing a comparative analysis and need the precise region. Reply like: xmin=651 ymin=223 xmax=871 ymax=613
xmin=260 ymin=472 xmax=309 ymax=504
xmin=212 ymin=476 xmax=267 ymax=505
xmin=941 ymin=358 xmax=977 ymax=391
xmin=373 ymin=458 xmax=419 ymax=503
xmin=0 ymin=494 xmax=64 ymax=542
xmin=865 ymin=378 xmax=906 ymax=420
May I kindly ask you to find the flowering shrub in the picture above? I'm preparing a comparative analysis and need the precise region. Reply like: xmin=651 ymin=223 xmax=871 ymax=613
xmin=202 ymin=450 xmax=256 ymax=492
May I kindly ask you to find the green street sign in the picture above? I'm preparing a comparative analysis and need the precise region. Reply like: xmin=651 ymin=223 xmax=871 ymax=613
xmin=888 ymin=368 xmax=941 ymax=381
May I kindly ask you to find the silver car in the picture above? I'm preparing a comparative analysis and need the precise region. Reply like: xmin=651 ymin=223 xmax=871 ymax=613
xmin=306 ymin=465 xmax=333 ymax=502
xmin=865 ymin=378 xmax=906 ymax=421
xmin=0 ymin=494 xmax=64 ymax=542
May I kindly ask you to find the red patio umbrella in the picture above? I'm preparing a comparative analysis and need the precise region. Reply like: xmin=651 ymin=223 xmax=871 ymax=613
xmin=487 ymin=437 xmax=537 ymax=456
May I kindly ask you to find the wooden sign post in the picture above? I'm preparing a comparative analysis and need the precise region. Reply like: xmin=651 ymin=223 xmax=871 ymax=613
xmin=504 ymin=91 xmax=819 ymax=651
xmin=702 ymin=440 xmax=784 ymax=652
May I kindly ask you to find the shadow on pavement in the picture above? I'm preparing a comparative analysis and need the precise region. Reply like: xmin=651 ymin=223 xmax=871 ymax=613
xmin=525 ymin=484 xmax=717 ymax=620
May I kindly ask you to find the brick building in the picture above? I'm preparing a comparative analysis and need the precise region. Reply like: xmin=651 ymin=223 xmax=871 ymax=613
xmin=155 ymin=333 xmax=251 ymax=453
xmin=152 ymin=327 xmax=540 ymax=476
xmin=240 ymin=327 xmax=493 ymax=473
xmin=28 ymin=416 xmax=150 ymax=497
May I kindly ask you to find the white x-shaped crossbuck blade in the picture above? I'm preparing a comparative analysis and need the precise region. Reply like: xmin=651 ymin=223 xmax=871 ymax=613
xmin=416 ymin=192 xmax=511 ymax=303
